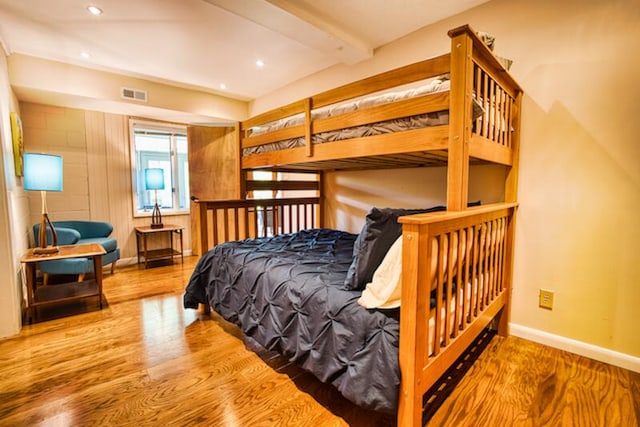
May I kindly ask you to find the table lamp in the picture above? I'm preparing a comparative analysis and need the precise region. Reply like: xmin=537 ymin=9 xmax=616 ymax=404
xmin=145 ymin=168 xmax=164 ymax=229
xmin=23 ymin=153 xmax=63 ymax=254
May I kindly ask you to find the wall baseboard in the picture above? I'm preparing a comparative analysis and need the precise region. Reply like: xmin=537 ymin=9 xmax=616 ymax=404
xmin=107 ymin=250 xmax=193 ymax=269
xmin=509 ymin=323 xmax=640 ymax=373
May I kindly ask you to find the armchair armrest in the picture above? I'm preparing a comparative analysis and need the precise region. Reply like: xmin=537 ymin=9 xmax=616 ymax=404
xmin=33 ymin=224 xmax=81 ymax=246
xmin=85 ymin=222 xmax=114 ymax=238
xmin=53 ymin=227 xmax=81 ymax=245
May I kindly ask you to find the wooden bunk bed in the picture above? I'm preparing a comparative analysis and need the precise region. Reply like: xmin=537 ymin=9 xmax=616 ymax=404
xmin=187 ymin=25 xmax=522 ymax=426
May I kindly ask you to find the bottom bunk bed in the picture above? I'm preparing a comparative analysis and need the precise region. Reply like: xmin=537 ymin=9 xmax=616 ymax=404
xmin=184 ymin=201 xmax=517 ymax=424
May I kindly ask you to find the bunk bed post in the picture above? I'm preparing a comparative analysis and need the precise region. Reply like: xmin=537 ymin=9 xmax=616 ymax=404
xmin=237 ymin=122 xmax=246 ymax=200
xmin=198 ymin=202 xmax=208 ymax=255
xmin=498 ymin=210 xmax=516 ymax=336
xmin=505 ymin=91 xmax=522 ymax=203
xmin=447 ymin=28 xmax=474 ymax=211
xmin=318 ymin=171 xmax=325 ymax=228
xmin=304 ymin=98 xmax=313 ymax=157
xmin=398 ymin=224 xmax=430 ymax=427
xmin=499 ymin=91 xmax=522 ymax=336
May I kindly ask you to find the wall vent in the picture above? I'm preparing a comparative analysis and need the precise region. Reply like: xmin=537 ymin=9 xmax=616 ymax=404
xmin=121 ymin=87 xmax=147 ymax=102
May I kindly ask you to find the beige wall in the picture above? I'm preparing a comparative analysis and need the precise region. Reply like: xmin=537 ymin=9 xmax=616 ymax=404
xmin=253 ymin=0 xmax=640 ymax=358
xmin=10 ymin=55 xmax=248 ymax=124
xmin=20 ymin=103 xmax=192 ymax=260
xmin=0 ymin=46 xmax=28 ymax=338
xmin=324 ymin=165 xmax=507 ymax=232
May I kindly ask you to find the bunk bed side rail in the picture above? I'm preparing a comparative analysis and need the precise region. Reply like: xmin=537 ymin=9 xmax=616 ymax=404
xmin=194 ymin=197 xmax=321 ymax=254
xmin=311 ymin=53 xmax=451 ymax=109
xmin=397 ymin=202 xmax=517 ymax=426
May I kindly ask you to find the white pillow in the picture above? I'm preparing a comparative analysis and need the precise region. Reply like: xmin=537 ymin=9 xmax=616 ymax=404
xmin=358 ymin=236 xmax=403 ymax=309
xmin=358 ymin=231 xmax=474 ymax=309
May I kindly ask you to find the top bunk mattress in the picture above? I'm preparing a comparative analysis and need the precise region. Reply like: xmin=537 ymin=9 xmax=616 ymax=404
xmin=243 ymin=75 xmax=463 ymax=156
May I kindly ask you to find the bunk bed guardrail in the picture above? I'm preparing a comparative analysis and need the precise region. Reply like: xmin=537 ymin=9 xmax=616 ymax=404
xmin=194 ymin=196 xmax=321 ymax=252
xmin=398 ymin=202 xmax=517 ymax=425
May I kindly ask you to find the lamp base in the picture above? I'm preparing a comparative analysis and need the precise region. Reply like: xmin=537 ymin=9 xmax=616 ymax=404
xmin=33 ymin=246 xmax=60 ymax=255
xmin=151 ymin=202 xmax=163 ymax=229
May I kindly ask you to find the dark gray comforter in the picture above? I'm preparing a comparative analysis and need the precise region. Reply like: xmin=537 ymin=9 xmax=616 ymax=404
xmin=183 ymin=229 xmax=400 ymax=413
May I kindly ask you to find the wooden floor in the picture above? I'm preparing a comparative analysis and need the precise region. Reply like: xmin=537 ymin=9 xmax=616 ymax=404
xmin=1 ymin=257 xmax=638 ymax=426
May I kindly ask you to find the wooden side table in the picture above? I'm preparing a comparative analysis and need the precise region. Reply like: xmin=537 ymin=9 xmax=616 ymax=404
xmin=135 ymin=224 xmax=184 ymax=268
xmin=21 ymin=243 xmax=106 ymax=324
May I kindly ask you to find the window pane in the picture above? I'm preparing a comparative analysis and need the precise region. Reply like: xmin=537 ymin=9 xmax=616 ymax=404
xmin=131 ymin=121 xmax=189 ymax=215
xmin=135 ymin=134 xmax=172 ymax=210
xmin=148 ymin=160 xmax=172 ymax=208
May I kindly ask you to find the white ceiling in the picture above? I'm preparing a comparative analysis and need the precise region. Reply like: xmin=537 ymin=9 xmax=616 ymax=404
xmin=0 ymin=0 xmax=488 ymax=106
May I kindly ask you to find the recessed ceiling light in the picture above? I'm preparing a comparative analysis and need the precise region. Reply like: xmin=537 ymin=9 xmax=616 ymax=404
xmin=219 ymin=83 xmax=227 ymax=90
xmin=80 ymin=52 xmax=91 ymax=59
xmin=87 ymin=5 xmax=103 ymax=16
xmin=255 ymin=60 xmax=265 ymax=68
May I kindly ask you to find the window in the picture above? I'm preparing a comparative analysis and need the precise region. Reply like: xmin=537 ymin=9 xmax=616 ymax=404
xmin=250 ymin=170 xmax=277 ymax=200
xmin=130 ymin=120 xmax=189 ymax=217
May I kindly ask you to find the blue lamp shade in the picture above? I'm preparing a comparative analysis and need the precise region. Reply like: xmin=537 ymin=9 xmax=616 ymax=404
xmin=23 ymin=153 xmax=63 ymax=192
xmin=144 ymin=168 xmax=164 ymax=191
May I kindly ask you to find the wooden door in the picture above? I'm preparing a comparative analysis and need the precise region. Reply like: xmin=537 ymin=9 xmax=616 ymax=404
xmin=187 ymin=125 xmax=239 ymax=255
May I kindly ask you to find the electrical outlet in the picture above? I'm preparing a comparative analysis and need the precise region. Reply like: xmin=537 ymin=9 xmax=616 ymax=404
xmin=539 ymin=289 xmax=554 ymax=310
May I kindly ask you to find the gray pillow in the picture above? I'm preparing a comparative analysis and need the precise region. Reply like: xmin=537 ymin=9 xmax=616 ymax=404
xmin=344 ymin=201 xmax=482 ymax=291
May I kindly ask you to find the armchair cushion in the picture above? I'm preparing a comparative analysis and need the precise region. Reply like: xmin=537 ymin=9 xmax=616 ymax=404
xmin=81 ymin=237 xmax=118 ymax=253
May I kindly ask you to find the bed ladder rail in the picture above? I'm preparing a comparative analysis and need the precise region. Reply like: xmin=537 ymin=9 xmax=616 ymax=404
xmin=397 ymin=202 xmax=517 ymax=426
xmin=194 ymin=196 xmax=321 ymax=254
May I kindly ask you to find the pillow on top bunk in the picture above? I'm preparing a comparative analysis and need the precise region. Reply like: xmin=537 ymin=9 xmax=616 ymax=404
xmin=477 ymin=30 xmax=513 ymax=71
xmin=496 ymin=56 xmax=513 ymax=71
xmin=477 ymin=31 xmax=496 ymax=51
xmin=344 ymin=206 xmax=445 ymax=291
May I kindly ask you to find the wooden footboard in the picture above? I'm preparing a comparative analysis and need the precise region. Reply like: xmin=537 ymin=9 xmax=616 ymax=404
xmin=193 ymin=196 xmax=321 ymax=254
xmin=397 ymin=202 xmax=517 ymax=426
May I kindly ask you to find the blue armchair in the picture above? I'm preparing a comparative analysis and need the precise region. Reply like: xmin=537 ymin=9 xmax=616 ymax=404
xmin=33 ymin=221 xmax=120 ymax=284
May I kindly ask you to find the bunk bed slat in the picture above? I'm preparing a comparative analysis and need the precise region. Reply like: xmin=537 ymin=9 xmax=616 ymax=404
xmin=312 ymin=92 xmax=450 ymax=134
xmin=242 ymin=124 xmax=306 ymax=148
xmin=242 ymin=99 xmax=308 ymax=130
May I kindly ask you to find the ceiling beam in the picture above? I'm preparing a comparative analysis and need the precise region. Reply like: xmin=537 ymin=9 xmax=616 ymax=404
xmin=203 ymin=0 xmax=373 ymax=64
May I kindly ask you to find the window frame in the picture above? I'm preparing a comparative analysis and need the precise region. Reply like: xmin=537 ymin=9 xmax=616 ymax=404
xmin=129 ymin=119 xmax=190 ymax=218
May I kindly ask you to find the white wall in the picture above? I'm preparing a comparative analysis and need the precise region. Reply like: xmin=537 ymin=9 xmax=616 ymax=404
xmin=252 ymin=0 xmax=640 ymax=359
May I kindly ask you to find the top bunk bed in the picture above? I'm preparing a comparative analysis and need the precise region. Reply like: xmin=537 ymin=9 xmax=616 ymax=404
xmin=238 ymin=24 xmax=523 ymax=175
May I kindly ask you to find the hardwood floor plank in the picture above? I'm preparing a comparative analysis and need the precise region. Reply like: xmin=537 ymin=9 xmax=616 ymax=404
xmin=0 ymin=256 xmax=637 ymax=427
xmin=426 ymin=335 xmax=638 ymax=427
xmin=630 ymin=370 xmax=640 ymax=426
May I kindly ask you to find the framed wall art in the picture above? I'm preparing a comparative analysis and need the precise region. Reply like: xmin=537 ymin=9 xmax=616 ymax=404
xmin=10 ymin=111 xmax=23 ymax=177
